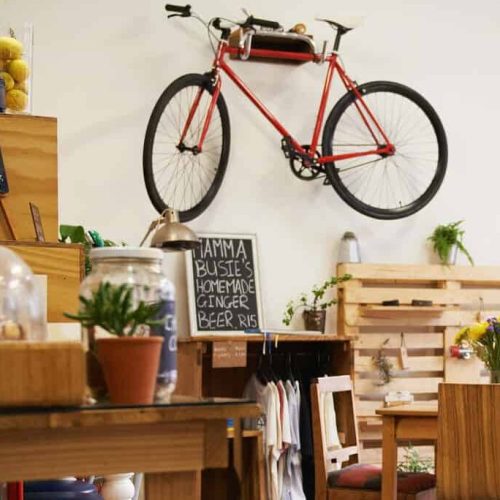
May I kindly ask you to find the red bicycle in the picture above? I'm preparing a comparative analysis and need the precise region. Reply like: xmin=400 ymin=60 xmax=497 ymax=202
xmin=143 ymin=5 xmax=447 ymax=221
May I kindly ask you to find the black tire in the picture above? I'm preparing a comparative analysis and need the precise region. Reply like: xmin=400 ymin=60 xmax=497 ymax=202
xmin=322 ymin=81 xmax=447 ymax=219
xmin=143 ymin=73 xmax=230 ymax=222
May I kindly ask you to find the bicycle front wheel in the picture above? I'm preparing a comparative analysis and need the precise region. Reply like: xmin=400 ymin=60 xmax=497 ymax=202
xmin=143 ymin=73 xmax=230 ymax=222
xmin=322 ymin=81 xmax=447 ymax=219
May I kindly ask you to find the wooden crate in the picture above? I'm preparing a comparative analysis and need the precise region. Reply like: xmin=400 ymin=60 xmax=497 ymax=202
xmin=337 ymin=263 xmax=494 ymax=464
xmin=0 ymin=341 xmax=86 ymax=406
xmin=1 ymin=241 xmax=85 ymax=322
xmin=0 ymin=115 xmax=58 ymax=241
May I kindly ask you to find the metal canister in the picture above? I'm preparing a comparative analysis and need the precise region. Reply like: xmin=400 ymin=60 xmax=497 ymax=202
xmin=338 ymin=231 xmax=361 ymax=263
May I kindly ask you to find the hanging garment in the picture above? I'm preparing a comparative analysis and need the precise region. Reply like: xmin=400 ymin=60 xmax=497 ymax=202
xmin=242 ymin=373 xmax=268 ymax=431
xmin=277 ymin=380 xmax=291 ymax=499
xmin=281 ymin=380 xmax=307 ymax=500
xmin=268 ymin=381 xmax=282 ymax=500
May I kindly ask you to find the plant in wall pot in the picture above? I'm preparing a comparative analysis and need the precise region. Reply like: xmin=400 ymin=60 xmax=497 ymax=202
xmin=65 ymin=282 xmax=164 ymax=404
xmin=428 ymin=220 xmax=474 ymax=265
xmin=282 ymin=274 xmax=351 ymax=333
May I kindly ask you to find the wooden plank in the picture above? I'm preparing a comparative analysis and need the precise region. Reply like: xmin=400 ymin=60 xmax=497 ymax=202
xmin=344 ymin=286 xmax=500 ymax=305
xmin=146 ymin=471 xmax=201 ymax=500
xmin=355 ymin=354 xmax=443 ymax=372
xmin=0 ymin=115 xmax=58 ymax=241
xmin=361 ymin=305 xmax=447 ymax=319
xmin=0 ymin=401 xmax=261 ymax=431
xmin=345 ymin=304 xmax=485 ymax=327
xmin=355 ymin=377 xmax=442 ymax=396
xmin=0 ymin=422 xmax=207 ymax=481
xmin=1 ymin=241 xmax=84 ymax=323
xmin=176 ymin=342 xmax=203 ymax=397
xmin=0 ymin=341 xmax=85 ymax=406
xmin=397 ymin=417 xmax=437 ymax=441
xmin=354 ymin=333 xmax=443 ymax=349
xmin=338 ymin=263 xmax=500 ymax=285
xmin=357 ymin=400 xmax=439 ymax=417
xmin=437 ymin=384 xmax=500 ymax=498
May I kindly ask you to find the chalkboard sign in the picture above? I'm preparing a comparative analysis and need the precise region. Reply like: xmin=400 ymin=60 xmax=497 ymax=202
xmin=186 ymin=233 xmax=263 ymax=335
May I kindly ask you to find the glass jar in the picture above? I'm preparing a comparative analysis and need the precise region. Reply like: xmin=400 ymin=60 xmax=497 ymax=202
xmin=0 ymin=22 xmax=34 ymax=114
xmin=81 ymin=247 xmax=176 ymax=401
xmin=0 ymin=247 xmax=46 ymax=341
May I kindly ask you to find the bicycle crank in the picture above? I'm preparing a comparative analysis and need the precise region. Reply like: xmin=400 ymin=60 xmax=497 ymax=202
xmin=281 ymin=137 xmax=324 ymax=181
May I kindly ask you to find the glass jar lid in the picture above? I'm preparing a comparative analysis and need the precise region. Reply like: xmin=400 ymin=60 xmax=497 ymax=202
xmin=90 ymin=247 xmax=164 ymax=261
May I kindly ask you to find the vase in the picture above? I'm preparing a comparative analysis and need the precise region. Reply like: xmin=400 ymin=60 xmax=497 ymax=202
xmin=446 ymin=244 xmax=458 ymax=265
xmin=303 ymin=310 xmax=326 ymax=333
xmin=490 ymin=370 xmax=500 ymax=384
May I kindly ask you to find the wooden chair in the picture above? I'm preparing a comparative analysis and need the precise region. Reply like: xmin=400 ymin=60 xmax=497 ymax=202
xmin=437 ymin=383 xmax=500 ymax=499
xmin=310 ymin=375 xmax=436 ymax=500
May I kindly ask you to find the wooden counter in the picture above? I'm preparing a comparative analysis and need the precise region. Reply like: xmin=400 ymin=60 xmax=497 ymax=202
xmin=0 ymin=397 xmax=260 ymax=499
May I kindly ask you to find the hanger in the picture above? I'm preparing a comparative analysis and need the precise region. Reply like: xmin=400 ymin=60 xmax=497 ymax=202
xmin=285 ymin=352 xmax=296 ymax=384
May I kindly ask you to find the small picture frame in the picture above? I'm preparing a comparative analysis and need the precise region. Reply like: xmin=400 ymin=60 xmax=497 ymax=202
xmin=29 ymin=202 xmax=45 ymax=242
xmin=185 ymin=232 xmax=264 ymax=336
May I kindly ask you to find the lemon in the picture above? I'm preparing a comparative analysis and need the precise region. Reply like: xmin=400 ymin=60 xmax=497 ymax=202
xmin=7 ymin=59 xmax=29 ymax=82
xmin=6 ymin=89 xmax=28 ymax=111
xmin=0 ymin=37 xmax=23 ymax=60
xmin=14 ymin=80 xmax=27 ymax=93
xmin=0 ymin=71 xmax=14 ymax=91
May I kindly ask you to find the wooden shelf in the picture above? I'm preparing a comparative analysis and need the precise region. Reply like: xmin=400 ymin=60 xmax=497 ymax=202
xmin=360 ymin=305 xmax=448 ymax=319
xmin=179 ymin=333 xmax=350 ymax=343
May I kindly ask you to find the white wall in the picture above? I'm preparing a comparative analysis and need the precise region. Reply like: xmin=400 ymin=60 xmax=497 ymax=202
xmin=2 ymin=0 xmax=500 ymax=335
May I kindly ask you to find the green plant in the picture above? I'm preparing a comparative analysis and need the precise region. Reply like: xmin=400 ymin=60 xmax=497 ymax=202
xmin=282 ymin=274 xmax=351 ymax=326
xmin=397 ymin=444 xmax=433 ymax=473
xmin=428 ymin=220 xmax=473 ymax=265
xmin=372 ymin=338 xmax=393 ymax=385
xmin=59 ymin=224 xmax=121 ymax=274
xmin=65 ymin=282 xmax=163 ymax=337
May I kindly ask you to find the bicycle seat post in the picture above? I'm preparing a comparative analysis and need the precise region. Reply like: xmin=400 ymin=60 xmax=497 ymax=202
xmin=333 ymin=28 xmax=347 ymax=52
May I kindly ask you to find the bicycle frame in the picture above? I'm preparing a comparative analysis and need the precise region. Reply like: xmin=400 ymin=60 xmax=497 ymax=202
xmin=181 ymin=39 xmax=395 ymax=164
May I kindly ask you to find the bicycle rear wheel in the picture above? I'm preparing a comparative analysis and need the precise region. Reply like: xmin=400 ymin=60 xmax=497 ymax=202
xmin=322 ymin=81 xmax=447 ymax=219
xmin=143 ymin=73 xmax=230 ymax=222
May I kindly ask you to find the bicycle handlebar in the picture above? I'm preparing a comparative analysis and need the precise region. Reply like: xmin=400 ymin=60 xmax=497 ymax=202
xmin=243 ymin=16 xmax=281 ymax=30
xmin=165 ymin=4 xmax=191 ymax=16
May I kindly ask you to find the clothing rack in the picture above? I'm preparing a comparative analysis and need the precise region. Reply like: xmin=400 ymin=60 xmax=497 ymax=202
xmin=177 ymin=334 xmax=352 ymax=500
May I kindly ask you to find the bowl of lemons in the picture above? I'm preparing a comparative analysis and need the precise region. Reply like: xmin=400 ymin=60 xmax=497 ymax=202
xmin=0 ymin=26 xmax=32 ymax=114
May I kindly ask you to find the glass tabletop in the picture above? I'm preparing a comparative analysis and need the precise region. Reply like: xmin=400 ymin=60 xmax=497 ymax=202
xmin=0 ymin=396 xmax=256 ymax=415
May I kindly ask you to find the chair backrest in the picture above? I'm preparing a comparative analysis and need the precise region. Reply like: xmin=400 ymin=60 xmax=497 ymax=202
xmin=437 ymin=383 xmax=500 ymax=499
xmin=310 ymin=375 xmax=360 ymax=499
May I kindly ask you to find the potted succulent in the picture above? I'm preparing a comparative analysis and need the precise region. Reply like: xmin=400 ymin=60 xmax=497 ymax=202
xmin=282 ymin=274 xmax=351 ymax=333
xmin=65 ymin=282 xmax=164 ymax=404
xmin=428 ymin=220 xmax=474 ymax=265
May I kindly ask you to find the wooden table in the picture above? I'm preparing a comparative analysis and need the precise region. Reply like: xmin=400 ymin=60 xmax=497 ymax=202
xmin=376 ymin=403 xmax=438 ymax=499
xmin=0 ymin=396 xmax=260 ymax=499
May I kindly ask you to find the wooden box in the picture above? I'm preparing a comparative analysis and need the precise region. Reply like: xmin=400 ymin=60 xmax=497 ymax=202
xmin=0 ymin=341 xmax=86 ymax=406
xmin=0 ymin=241 xmax=85 ymax=322
xmin=0 ymin=114 xmax=58 ymax=241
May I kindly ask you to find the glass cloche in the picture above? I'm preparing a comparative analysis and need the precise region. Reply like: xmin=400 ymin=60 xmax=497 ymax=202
xmin=0 ymin=247 xmax=46 ymax=341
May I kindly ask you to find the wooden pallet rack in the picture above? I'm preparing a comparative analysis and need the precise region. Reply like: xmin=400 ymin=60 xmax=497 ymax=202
xmin=337 ymin=263 xmax=493 ymax=464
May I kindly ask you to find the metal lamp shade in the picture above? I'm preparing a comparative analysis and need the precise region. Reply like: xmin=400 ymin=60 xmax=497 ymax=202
xmin=150 ymin=209 xmax=200 ymax=251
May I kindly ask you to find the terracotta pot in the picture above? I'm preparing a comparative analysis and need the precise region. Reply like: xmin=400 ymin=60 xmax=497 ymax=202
xmin=303 ymin=309 xmax=326 ymax=333
xmin=96 ymin=336 xmax=163 ymax=404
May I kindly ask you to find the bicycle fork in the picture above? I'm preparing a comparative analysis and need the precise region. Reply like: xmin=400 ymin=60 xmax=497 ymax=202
xmin=177 ymin=76 xmax=221 ymax=155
